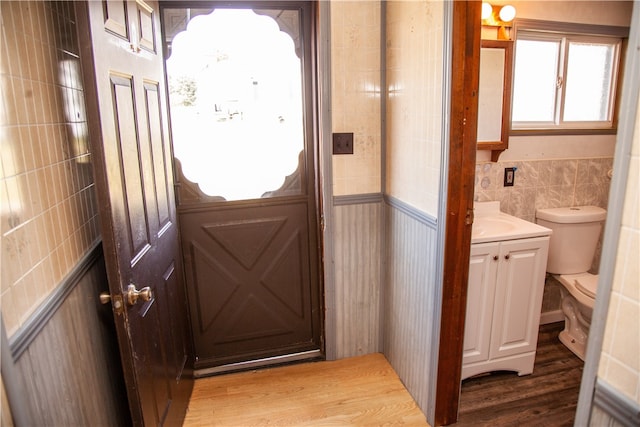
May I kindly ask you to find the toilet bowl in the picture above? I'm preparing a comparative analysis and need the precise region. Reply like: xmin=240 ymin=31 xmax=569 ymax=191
xmin=535 ymin=206 xmax=606 ymax=361
xmin=554 ymin=272 xmax=598 ymax=360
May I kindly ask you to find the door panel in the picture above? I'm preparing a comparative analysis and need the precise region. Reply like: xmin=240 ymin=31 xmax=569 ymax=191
xmin=135 ymin=0 xmax=156 ymax=53
xmin=103 ymin=0 xmax=128 ymax=39
xmin=77 ymin=1 xmax=193 ymax=425
xmin=143 ymin=82 xmax=171 ymax=229
xmin=490 ymin=238 xmax=549 ymax=359
xmin=182 ymin=199 xmax=318 ymax=368
xmin=162 ymin=2 xmax=322 ymax=372
xmin=463 ymin=242 xmax=499 ymax=364
xmin=109 ymin=74 xmax=152 ymax=260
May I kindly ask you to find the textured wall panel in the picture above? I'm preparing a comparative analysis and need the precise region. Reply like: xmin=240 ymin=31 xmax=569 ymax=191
xmin=333 ymin=202 xmax=384 ymax=359
xmin=384 ymin=203 xmax=439 ymax=415
xmin=0 ymin=0 xmax=101 ymax=336
xmin=8 ymin=255 xmax=130 ymax=426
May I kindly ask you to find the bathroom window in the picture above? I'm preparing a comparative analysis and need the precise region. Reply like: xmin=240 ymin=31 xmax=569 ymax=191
xmin=511 ymin=27 xmax=622 ymax=132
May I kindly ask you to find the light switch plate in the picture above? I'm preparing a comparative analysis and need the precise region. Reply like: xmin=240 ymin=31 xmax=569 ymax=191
xmin=332 ymin=133 xmax=354 ymax=154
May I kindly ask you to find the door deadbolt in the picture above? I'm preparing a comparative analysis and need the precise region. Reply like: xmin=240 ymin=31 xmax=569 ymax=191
xmin=99 ymin=292 xmax=124 ymax=312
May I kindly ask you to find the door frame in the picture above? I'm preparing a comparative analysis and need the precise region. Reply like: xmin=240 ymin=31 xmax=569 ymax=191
xmin=435 ymin=1 xmax=481 ymax=425
xmin=158 ymin=0 xmax=328 ymax=368
xmin=317 ymin=0 xmax=335 ymax=361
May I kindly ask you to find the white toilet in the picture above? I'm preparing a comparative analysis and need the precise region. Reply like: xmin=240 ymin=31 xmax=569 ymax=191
xmin=535 ymin=206 xmax=607 ymax=360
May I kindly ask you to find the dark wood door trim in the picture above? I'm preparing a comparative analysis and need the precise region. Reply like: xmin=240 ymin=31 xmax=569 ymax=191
xmin=435 ymin=1 xmax=480 ymax=425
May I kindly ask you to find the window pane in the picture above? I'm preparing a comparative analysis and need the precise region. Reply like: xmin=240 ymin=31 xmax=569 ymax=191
xmin=512 ymin=39 xmax=560 ymax=123
xmin=563 ymin=42 xmax=615 ymax=122
xmin=166 ymin=9 xmax=304 ymax=201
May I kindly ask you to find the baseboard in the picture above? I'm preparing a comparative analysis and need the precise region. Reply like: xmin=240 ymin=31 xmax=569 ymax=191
xmin=540 ymin=310 xmax=564 ymax=325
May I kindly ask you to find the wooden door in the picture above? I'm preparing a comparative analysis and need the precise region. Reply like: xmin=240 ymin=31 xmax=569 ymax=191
xmin=76 ymin=1 xmax=193 ymax=425
xmin=162 ymin=2 xmax=322 ymax=373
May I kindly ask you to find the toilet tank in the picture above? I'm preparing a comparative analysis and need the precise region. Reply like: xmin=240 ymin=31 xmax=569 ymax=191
xmin=535 ymin=206 xmax=606 ymax=275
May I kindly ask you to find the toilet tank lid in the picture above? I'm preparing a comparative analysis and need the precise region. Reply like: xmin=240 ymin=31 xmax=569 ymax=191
xmin=536 ymin=206 xmax=606 ymax=223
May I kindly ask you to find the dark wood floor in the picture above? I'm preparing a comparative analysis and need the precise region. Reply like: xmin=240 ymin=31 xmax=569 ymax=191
xmin=456 ymin=322 xmax=584 ymax=426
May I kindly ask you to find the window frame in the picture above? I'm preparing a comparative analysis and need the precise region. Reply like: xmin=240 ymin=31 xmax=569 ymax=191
xmin=510 ymin=19 xmax=628 ymax=135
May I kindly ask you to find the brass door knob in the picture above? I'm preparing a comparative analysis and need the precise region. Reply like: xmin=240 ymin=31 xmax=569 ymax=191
xmin=126 ymin=284 xmax=153 ymax=306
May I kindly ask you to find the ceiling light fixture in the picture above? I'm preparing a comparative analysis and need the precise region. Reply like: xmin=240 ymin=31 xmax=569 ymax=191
xmin=498 ymin=5 xmax=516 ymax=23
xmin=481 ymin=2 xmax=493 ymax=20
xmin=481 ymin=2 xmax=517 ymax=40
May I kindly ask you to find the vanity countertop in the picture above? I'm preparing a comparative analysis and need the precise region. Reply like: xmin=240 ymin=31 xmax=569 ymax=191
xmin=472 ymin=201 xmax=552 ymax=244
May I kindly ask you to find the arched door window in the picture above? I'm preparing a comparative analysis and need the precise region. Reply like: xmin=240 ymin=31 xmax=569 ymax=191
xmin=165 ymin=8 xmax=305 ymax=201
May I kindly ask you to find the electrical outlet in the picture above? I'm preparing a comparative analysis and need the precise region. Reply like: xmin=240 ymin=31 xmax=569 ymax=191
xmin=332 ymin=133 xmax=354 ymax=154
xmin=504 ymin=167 xmax=515 ymax=187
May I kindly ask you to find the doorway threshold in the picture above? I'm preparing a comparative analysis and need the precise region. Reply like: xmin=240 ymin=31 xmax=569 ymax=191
xmin=194 ymin=350 xmax=323 ymax=378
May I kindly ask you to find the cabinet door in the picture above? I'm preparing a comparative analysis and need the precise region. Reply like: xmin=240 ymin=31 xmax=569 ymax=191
xmin=490 ymin=237 xmax=549 ymax=359
xmin=463 ymin=242 xmax=500 ymax=364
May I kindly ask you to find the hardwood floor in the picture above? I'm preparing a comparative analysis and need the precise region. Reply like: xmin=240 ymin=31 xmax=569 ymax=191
xmin=456 ymin=322 xmax=584 ymax=426
xmin=182 ymin=323 xmax=581 ymax=426
xmin=182 ymin=353 xmax=429 ymax=426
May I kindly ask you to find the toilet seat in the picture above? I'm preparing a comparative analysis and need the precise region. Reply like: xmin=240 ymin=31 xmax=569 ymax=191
xmin=575 ymin=274 xmax=598 ymax=299
xmin=557 ymin=273 xmax=598 ymax=308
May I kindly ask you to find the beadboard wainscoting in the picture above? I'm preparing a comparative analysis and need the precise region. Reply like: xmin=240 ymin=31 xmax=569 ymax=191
xmin=1 ymin=244 xmax=130 ymax=426
xmin=384 ymin=196 xmax=440 ymax=417
xmin=333 ymin=194 xmax=384 ymax=359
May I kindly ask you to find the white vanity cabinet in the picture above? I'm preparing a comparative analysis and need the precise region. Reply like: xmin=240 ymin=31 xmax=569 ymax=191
xmin=462 ymin=236 xmax=550 ymax=380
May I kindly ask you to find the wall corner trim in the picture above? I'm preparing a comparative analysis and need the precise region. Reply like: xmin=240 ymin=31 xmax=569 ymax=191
xmin=593 ymin=379 xmax=640 ymax=427
xmin=384 ymin=195 xmax=438 ymax=228
xmin=333 ymin=193 xmax=384 ymax=206
xmin=8 ymin=240 xmax=104 ymax=360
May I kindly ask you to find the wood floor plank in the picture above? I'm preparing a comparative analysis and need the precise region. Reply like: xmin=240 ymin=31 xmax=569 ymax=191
xmin=184 ymin=323 xmax=579 ymax=426
xmin=183 ymin=353 xmax=430 ymax=426
xmin=457 ymin=322 xmax=583 ymax=426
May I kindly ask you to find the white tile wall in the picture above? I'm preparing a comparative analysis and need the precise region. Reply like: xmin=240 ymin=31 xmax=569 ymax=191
xmin=331 ymin=1 xmax=382 ymax=196
xmin=598 ymin=94 xmax=640 ymax=403
xmin=0 ymin=1 xmax=100 ymax=336
xmin=385 ymin=0 xmax=443 ymax=215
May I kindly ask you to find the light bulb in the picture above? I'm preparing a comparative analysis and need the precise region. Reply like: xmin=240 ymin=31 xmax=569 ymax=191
xmin=481 ymin=2 xmax=493 ymax=20
xmin=499 ymin=5 xmax=516 ymax=22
